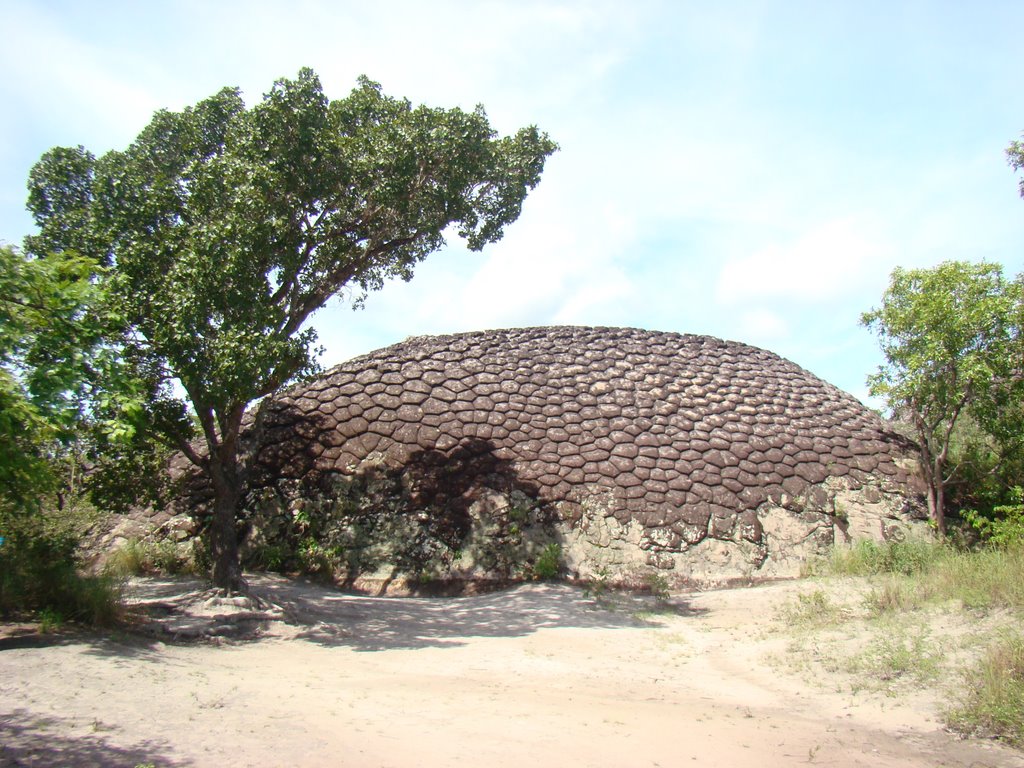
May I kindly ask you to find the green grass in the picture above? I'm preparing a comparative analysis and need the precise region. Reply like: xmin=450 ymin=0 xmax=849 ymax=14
xmin=807 ymin=537 xmax=951 ymax=577
xmin=808 ymin=538 xmax=1024 ymax=614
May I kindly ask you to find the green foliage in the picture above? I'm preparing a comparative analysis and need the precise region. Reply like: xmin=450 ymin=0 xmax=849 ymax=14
xmin=26 ymin=68 xmax=556 ymax=588
xmin=948 ymin=631 xmax=1024 ymax=747
xmin=1008 ymin=135 xmax=1024 ymax=200
xmin=964 ymin=487 xmax=1024 ymax=547
xmin=582 ymin=565 xmax=612 ymax=599
xmin=861 ymin=260 xmax=1024 ymax=532
xmin=296 ymin=537 xmax=339 ymax=581
xmin=0 ymin=244 xmax=110 ymax=515
xmin=247 ymin=542 xmax=289 ymax=572
xmin=242 ymin=470 xmax=458 ymax=581
xmin=531 ymin=542 xmax=562 ymax=580
xmin=940 ymin=413 xmax=1024 ymax=528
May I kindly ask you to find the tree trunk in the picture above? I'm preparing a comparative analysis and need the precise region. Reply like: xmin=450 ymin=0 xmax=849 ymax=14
xmin=915 ymin=417 xmax=947 ymax=537
xmin=208 ymin=453 xmax=244 ymax=592
xmin=933 ymin=469 xmax=946 ymax=536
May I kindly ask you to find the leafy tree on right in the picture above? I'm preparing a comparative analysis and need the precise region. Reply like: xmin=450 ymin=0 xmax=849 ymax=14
xmin=862 ymin=261 xmax=1023 ymax=535
xmin=862 ymin=135 xmax=1024 ymax=536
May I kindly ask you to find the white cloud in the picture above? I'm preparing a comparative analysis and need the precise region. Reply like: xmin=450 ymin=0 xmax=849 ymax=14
xmin=714 ymin=217 xmax=893 ymax=306
xmin=0 ymin=3 xmax=164 ymax=146
xmin=731 ymin=308 xmax=790 ymax=347
xmin=4 ymin=0 xmax=1023 ymax=402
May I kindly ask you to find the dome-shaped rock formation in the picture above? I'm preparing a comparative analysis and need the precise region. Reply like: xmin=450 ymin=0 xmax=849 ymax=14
xmin=158 ymin=326 xmax=926 ymax=589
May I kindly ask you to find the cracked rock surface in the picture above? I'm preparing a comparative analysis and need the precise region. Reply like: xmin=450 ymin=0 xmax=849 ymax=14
xmin=160 ymin=326 xmax=926 ymax=586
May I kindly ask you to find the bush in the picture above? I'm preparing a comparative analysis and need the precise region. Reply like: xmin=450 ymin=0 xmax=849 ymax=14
xmin=0 ymin=517 xmax=123 ymax=626
xmin=643 ymin=571 xmax=671 ymax=600
xmin=964 ymin=487 xmax=1024 ymax=548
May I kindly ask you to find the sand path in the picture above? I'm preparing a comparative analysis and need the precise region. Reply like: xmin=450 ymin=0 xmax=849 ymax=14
xmin=1 ymin=575 xmax=1021 ymax=767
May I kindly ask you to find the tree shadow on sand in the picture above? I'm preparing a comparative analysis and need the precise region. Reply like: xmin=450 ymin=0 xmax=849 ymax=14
xmin=252 ymin=576 xmax=709 ymax=652
xmin=0 ymin=708 xmax=188 ymax=768
xmin=111 ymin=573 xmax=708 ymax=652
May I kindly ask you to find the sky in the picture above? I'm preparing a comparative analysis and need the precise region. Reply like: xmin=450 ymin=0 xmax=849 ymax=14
xmin=1 ymin=0 xmax=1022 ymax=406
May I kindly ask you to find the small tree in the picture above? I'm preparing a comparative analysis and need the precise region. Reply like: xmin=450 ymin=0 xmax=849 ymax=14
xmin=861 ymin=261 xmax=1023 ymax=534
xmin=0 ymin=244 xmax=116 ymax=516
xmin=26 ymin=68 xmax=557 ymax=590
xmin=1008 ymin=135 xmax=1024 ymax=199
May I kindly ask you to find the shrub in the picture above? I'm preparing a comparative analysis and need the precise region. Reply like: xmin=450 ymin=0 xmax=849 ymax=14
xmin=531 ymin=542 xmax=562 ymax=580
xmin=643 ymin=571 xmax=671 ymax=600
xmin=248 ymin=542 xmax=289 ymax=573
xmin=964 ymin=487 xmax=1024 ymax=548
xmin=0 ymin=517 xmax=123 ymax=626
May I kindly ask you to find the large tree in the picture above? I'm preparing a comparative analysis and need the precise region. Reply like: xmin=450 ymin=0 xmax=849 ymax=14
xmin=861 ymin=261 xmax=1023 ymax=534
xmin=26 ymin=68 xmax=557 ymax=590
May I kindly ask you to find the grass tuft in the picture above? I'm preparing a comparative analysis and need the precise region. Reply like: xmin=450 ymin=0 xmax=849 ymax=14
xmin=850 ymin=625 xmax=942 ymax=689
xmin=947 ymin=631 xmax=1024 ymax=747
xmin=105 ymin=538 xmax=198 ymax=577
xmin=779 ymin=588 xmax=849 ymax=628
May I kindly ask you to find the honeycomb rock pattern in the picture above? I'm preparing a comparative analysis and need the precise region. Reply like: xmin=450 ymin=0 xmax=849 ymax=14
xmin=215 ymin=326 xmax=924 ymax=582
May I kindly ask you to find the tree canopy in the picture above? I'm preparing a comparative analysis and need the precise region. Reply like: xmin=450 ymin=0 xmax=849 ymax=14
xmin=25 ymin=68 xmax=557 ymax=589
xmin=861 ymin=260 xmax=1024 ymax=533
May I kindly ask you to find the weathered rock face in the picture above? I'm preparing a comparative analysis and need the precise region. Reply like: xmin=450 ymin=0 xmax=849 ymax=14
xmin=159 ymin=326 xmax=926 ymax=588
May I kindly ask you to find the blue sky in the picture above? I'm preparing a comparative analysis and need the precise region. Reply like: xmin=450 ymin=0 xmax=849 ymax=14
xmin=2 ymin=1 xmax=1022 ymax=405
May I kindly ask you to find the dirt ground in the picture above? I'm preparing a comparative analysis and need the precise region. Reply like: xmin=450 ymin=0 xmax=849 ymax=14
xmin=1 ymin=575 xmax=1021 ymax=768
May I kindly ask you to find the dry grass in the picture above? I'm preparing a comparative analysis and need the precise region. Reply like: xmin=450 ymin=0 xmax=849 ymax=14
xmin=780 ymin=540 xmax=1024 ymax=745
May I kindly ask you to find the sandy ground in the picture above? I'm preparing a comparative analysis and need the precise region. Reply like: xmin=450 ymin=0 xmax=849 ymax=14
xmin=1 ymin=575 xmax=1022 ymax=768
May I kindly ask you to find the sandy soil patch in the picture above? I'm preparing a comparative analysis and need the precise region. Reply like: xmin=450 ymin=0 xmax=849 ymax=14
xmin=1 ymin=575 xmax=1021 ymax=768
